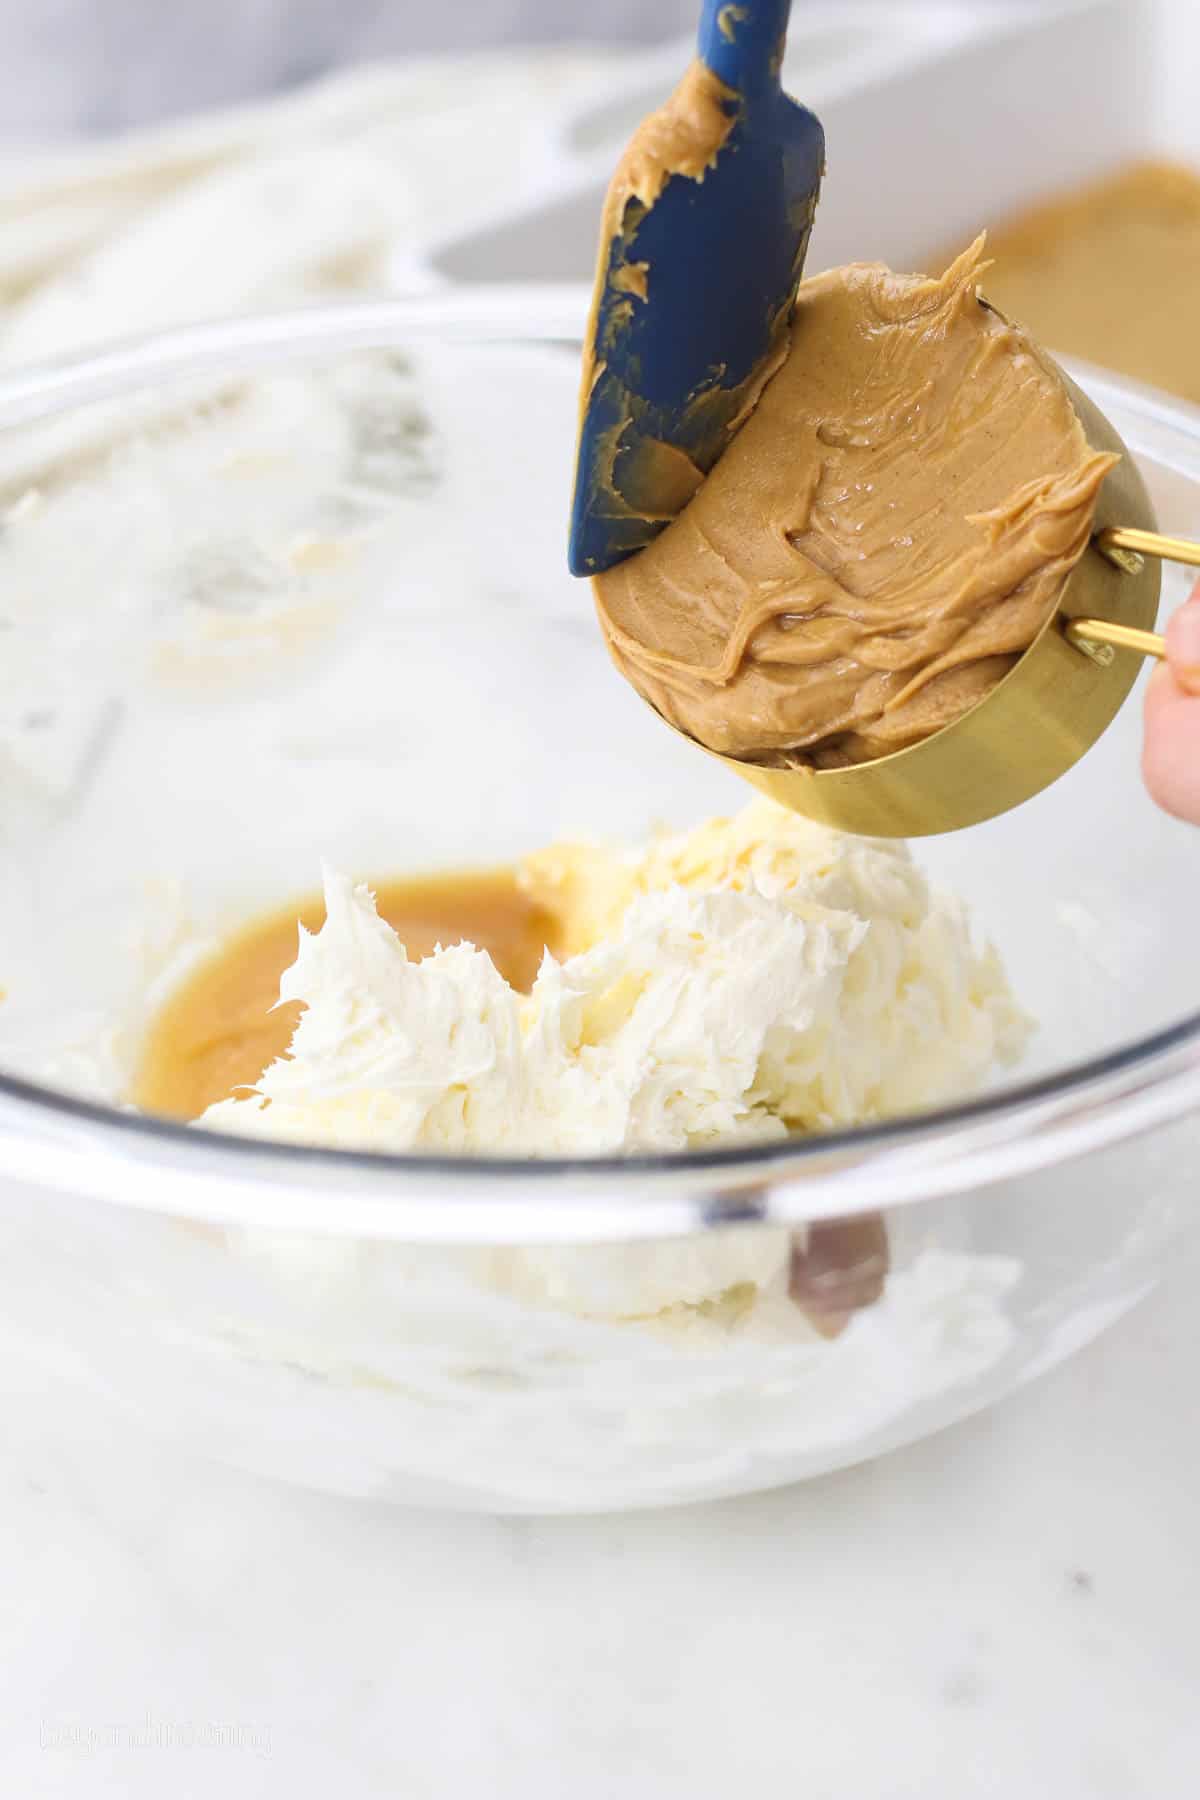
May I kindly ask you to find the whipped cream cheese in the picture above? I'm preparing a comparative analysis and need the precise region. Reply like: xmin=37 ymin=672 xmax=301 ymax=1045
xmin=201 ymin=801 xmax=1030 ymax=1156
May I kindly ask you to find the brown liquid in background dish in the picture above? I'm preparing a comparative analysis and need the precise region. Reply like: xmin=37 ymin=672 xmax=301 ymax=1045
xmin=963 ymin=161 xmax=1200 ymax=409
xmin=135 ymin=870 xmax=561 ymax=1123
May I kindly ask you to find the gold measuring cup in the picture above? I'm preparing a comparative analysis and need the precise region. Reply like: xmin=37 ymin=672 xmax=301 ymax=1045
xmin=693 ymin=372 xmax=1197 ymax=838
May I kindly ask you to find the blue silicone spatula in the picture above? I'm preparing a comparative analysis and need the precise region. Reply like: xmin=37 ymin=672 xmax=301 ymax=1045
xmin=568 ymin=0 xmax=823 ymax=577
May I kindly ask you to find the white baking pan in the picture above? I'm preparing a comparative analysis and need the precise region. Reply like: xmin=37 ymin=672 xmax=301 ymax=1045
xmin=421 ymin=0 xmax=1161 ymax=288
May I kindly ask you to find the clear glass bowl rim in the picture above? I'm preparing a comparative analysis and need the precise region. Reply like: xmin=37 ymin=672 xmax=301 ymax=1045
xmin=0 ymin=290 xmax=1198 ymax=1246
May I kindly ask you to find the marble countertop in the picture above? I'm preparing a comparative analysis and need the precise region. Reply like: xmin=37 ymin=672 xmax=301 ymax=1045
xmin=2 ymin=1225 xmax=1198 ymax=1798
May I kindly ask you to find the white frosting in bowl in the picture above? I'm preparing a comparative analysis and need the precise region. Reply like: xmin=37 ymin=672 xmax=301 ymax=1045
xmin=201 ymin=800 xmax=1031 ymax=1157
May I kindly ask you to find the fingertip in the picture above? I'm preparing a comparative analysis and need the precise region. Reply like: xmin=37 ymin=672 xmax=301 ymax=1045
xmin=1142 ymin=666 xmax=1200 ymax=824
xmin=1165 ymin=601 xmax=1200 ymax=696
xmin=1145 ymin=660 xmax=1174 ymax=703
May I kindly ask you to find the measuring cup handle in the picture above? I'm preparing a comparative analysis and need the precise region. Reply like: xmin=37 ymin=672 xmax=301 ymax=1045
xmin=1065 ymin=618 xmax=1165 ymax=661
xmin=1069 ymin=526 xmax=1200 ymax=662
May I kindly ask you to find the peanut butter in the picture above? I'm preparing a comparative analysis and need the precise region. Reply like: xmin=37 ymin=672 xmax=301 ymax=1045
xmin=594 ymin=239 xmax=1116 ymax=768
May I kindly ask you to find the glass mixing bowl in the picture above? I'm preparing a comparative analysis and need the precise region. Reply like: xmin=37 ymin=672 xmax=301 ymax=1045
xmin=0 ymin=294 xmax=1197 ymax=1513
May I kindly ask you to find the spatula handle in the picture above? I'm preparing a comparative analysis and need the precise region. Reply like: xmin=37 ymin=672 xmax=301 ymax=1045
xmin=698 ymin=0 xmax=792 ymax=93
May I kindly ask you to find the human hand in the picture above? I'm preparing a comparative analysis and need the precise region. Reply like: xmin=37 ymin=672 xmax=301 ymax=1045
xmin=1143 ymin=581 xmax=1200 ymax=823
